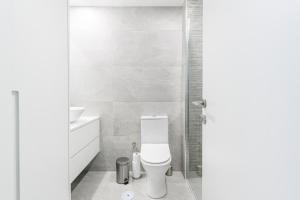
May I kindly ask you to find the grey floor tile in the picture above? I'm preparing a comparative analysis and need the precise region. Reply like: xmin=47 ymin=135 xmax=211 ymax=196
xmin=72 ymin=171 xmax=195 ymax=200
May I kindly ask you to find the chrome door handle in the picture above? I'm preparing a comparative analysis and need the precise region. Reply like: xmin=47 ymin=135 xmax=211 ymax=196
xmin=200 ymin=99 xmax=207 ymax=124
xmin=192 ymin=99 xmax=207 ymax=108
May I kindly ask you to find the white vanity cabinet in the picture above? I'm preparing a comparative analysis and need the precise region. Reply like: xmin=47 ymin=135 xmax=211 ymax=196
xmin=69 ymin=116 xmax=100 ymax=183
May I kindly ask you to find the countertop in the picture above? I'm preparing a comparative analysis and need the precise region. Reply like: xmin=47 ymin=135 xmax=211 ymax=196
xmin=70 ymin=116 xmax=100 ymax=132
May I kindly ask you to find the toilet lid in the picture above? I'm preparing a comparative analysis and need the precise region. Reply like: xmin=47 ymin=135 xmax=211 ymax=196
xmin=141 ymin=144 xmax=171 ymax=164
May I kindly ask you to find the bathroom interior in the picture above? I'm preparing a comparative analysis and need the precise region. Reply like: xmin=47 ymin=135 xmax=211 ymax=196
xmin=69 ymin=0 xmax=202 ymax=199
xmin=3 ymin=0 xmax=300 ymax=199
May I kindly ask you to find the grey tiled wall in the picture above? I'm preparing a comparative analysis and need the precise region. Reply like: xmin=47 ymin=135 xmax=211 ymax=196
xmin=184 ymin=0 xmax=203 ymax=173
xmin=70 ymin=7 xmax=184 ymax=171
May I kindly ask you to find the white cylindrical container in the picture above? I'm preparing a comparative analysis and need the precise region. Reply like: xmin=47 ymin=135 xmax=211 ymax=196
xmin=132 ymin=152 xmax=141 ymax=179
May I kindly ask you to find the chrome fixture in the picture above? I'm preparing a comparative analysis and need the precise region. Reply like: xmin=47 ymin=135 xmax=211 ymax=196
xmin=192 ymin=99 xmax=207 ymax=108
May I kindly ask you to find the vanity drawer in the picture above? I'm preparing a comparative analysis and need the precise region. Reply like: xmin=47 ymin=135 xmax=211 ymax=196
xmin=69 ymin=119 xmax=100 ymax=158
xmin=69 ymin=137 xmax=99 ymax=183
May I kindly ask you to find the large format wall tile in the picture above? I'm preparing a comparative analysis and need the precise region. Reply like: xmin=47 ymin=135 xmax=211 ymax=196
xmin=70 ymin=7 xmax=184 ymax=171
xmin=72 ymin=101 xmax=115 ymax=137
xmin=112 ymin=30 xmax=182 ymax=67
xmin=112 ymin=66 xmax=182 ymax=102
xmin=112 ymin=102 xmax=182 ymax=136
xmin=70 ymin=7 xmax=182 ymax=32
xmin=70 ymin=30 xmax=182 ymax=68
xmin=70 ymin=68 xmax=114 ymax=102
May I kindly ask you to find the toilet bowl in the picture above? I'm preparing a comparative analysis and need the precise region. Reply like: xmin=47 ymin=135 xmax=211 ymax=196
xmin=140 ymin=115 xmax=171 ymax=199
xmin=141 ymin=144 xmax=171 ymax=199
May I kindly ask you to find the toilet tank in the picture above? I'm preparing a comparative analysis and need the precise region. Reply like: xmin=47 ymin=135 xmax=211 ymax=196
xmin=141 ymin=115 xmax=168 ymax=144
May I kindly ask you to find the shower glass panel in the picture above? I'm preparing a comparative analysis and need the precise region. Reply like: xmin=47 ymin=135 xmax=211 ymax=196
xmin=184 ymin=0 xmax=202 ymax=199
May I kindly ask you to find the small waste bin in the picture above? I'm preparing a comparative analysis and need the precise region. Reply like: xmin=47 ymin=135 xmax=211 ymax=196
xmin=116 ymin=157 xmax=130 ymax=184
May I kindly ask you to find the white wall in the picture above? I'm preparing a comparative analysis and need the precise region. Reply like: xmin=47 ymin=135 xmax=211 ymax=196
xmin=0 ymin=1 xmax=15 ymax=199
xmin=0 ymin=0 xmax=69 ymax=199
xmin=203 ymin=0 xmax=300 ymax=199
xmin=70 ymin=7 xmax=184 ymax=170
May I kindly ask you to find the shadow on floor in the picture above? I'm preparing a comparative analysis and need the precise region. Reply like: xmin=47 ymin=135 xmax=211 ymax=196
xmin=71 ymin=165 xmax=107 ymax=200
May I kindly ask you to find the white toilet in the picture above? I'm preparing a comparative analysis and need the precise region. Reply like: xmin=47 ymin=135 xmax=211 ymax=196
xmin=140 ymin=115 xmax=171 ymax=199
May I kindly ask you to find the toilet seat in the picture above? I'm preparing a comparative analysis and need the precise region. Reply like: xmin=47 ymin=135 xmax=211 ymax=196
xmin=141 ymin=144 xmax=171 ymax=165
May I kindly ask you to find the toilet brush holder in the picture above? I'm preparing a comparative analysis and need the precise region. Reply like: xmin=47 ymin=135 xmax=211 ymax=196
xmin=132 ymin=152 xmax=141 ymax=179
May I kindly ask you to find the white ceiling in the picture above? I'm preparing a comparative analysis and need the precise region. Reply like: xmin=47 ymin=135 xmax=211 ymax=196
xmin=69 ymin=0 xmax=185 ymax=7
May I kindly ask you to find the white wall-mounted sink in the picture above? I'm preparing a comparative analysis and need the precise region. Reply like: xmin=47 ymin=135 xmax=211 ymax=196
xmin=70 ymin=107 xmax=85 ymax=123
